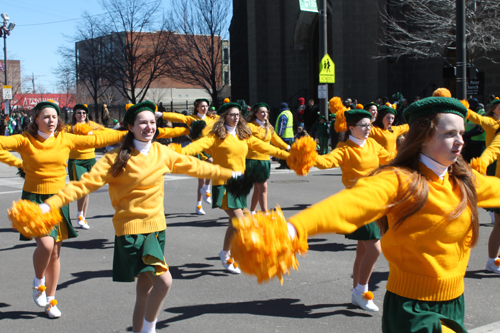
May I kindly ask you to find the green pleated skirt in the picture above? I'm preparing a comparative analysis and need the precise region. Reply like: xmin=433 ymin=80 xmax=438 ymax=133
xmin=68 ymin=158 xmax=96 ymax=181
xmin=112 ymin=230 xmax=168 ymax=282
xmin=19 ymin=190 xmax=77 ymax=242
xmin=245 ymin=159 xmax=271 ymax=183
xmin=212 ymin=185 xmax=247 ymax=210
xmin=345 ymin=221 xmax=380 ymax=240
xmin=382 ymin=291 xmax=467 ymax=333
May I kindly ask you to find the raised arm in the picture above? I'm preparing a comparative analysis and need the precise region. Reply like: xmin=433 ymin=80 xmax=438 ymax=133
xmin=314 ymin=148 xmax=345 ymax=169
xmin=165 ymin=147 xmax=232 ymax=180
xmin=70 ymin=131 xmax=127 ymax=150
xmin=181 ymin=135 xmax=216 ymax=156
xmin=475 ymin=132 xmax=500 ymax=169
xmin=270 ymin=131 xmax=291 ymax=150
xmin=161 ymin=112 xmax=192 ymax=125
xmin=157 ymin=127 xmax=190 ymax=139
xmin=393 ymin=124 xmax=409 ymax=137
xmin=44 ymin=154 xmax=113 ymax=209
xmin=0 ymin=150 xmax=23 ymax=168
xmin=475 ymin=169 xmax=500 ymax=208
xmin=247 ymin=136 xmax=289 ymax=160
xmin=467 ymin=110 xmax=498 ymax=128
xmin=0 ymin=134 xmax=27 ymax=151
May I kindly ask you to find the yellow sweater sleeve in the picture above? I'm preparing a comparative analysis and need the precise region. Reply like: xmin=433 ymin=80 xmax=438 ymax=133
xmin=0 ymin=150 xmax=23 ymax=168
xmin=393 ymin=124 xmax=409 ymax=137
xmin=157 ymin=127 xmax=190 ymax=139
xmin=247 ymin=136 xmax=289 ymax=160
xmin=181 ymin=135 xmax=216 ymax=156
xmin=288 ymin=170 xmax=400 ymax=248
xmin=376 ymin=141 xmax=394 ymax=165
xmin=314 ymin=147 xmax=345 ymax=169
xmin=467 ymin=111 xmax=497 ymax=127
xmin=162 ymin=112 xmax=192 ymax=125
xmin=270 ymin=131 xmax=290 ymax=150
xmin=0 ymin=134 xmax=27 ymax=151
xmin=477 ymin=133 xmax=500 ymax=168
xmin=69 ymin=131 xmax=127 ymax=150
xmin=475 ymin=169 xmax=500 ymax=207
xmin=167 ymin=149 xmax=233 ymax=180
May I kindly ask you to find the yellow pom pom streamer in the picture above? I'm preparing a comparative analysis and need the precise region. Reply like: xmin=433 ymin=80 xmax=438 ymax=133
xmin=230 ymin=206 xmax=307 ymax=285
xmin=470 ymin=157 xmax=487 ymax=175
xmin=363 ymin=291 xmax=374 ymax=300
xmin=286 ymin=136 xmax=318 ymax=176
xmin=73 ymin=123 xmax=93 ymax=135
xmin=432 ymin=88 xmax=452 ymax=98
xmin=328 ymin=97 xmax=347 ymax=132
xmin=167 ymin=143 xmax=182 ymax=154
xmin=9 ymin=200 xmax=62 ymax=239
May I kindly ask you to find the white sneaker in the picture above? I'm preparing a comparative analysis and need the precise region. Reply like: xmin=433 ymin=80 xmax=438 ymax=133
xmin=32 ymin=279 xmax=47 ymax=307
xmin=219 ymin=250 xmax=241 ymax=274
xmin=77 ymin=216 xmax=90 ymax=230
xmin=200 ymin=188 xmax=212 ymax=204
xmin=486 ymin=258 xmax=500 ymax=274
xmin=45 ymin=299 xmax=61 ymax=318
xmin=195 ymin=205 xmax=205 ymax=215
xmin=351 ymin=289 xmax=379 ymax=312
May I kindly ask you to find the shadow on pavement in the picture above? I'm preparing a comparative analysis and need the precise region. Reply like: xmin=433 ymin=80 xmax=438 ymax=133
xmin=0 ymin=242 xmax=36 ymax=252
xmin=465 ymin=269 xmax=500 ymax=279
xmin=57 ymin=270 xmax=113 ymax=290
xmin=369 ymin=271 xmax=389 ymax=292
xmin=169 ymin=263 xmax=229 ymax=280
xmin=308 ymin=241 xmax=357 ymax=253
xmin=154 ymin=298 xmax=373 ymax=330
xmin=63 ymin=238 xmax=113 ymax=250
xmin=166 ymin=217 xmax=227 ymax=228
xmin=0 ymin=309 xmax=43 ymax=320
xmin=0 ymin=227 xmax=17 ymax=234
xmin=280 ymin=204 xmax=312 ymax=212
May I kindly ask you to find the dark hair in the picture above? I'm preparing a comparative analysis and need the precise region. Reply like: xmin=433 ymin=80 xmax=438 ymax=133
xmin=373 ymin=113 xmax=479 ymax=247
xmin=341 ymin=119 xmax=360 ymax=142
xmin=372 ymin=111 xmax=394 ymax=131
xmin=27 ymin=111 xmax=65 ymax=138
xmin=486 ymin=102 xmax=500 ymax=118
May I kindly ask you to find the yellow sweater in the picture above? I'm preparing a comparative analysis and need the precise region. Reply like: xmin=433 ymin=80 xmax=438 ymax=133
xmin=0 ymin=131 xmax=126 ymax=194
xmin=45 ymin=143 xmax=233 ymax=236
xmin=247 ymin=122 xmax=289 ymax=160
xmin=162 ymin=112 xmax=219 ymax=137
xmin=0 ymin=150 xmax=23 ymax=169
xmin=467 ymin=112 xmax=500 ymax=176
xmin=66 ymin=121 xmax=112 ymax=160
xmin=369 ymin=124 xmax=409 ymax=154
xmin=314 ymin=138 xmax=392 ymax=188
xmin=157 ymin=127 xmax=190 ymax=139
xmin=289 ymin=164 xmax=500 ymax=301
xmin=181 ymin=133 xmax=290 ymax=185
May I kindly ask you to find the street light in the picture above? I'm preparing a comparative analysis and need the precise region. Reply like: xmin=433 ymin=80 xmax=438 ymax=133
xmin=1 ymin=13 xmax=15 ymax=114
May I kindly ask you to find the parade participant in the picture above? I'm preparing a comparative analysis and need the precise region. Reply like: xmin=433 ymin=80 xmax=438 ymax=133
xmin=364 ymin=102 xmax=378 ymax=122
xmin=0 ymin=100 xmax=125 ymax=319
xmin=275 ymin=102 xmax=294 ymax=169
xmin=42 ymin=101 xmax=234 ymax=333
xmin=314 ymin=108 xmax=392 ymax=311
xmin=313 ymin=114 xmax=330 ymax=155
xmin=66 ymin=103 xmax=114 ymax=230
xmin=286 ymin=97 xmax=500 ymax=332
xmin=246 ymin=102 xmax=290 ymax=215
xmin=157 ymin=99 xmax=218 ymax=215
xmin=181 ymin=102 xmax=290 ymax=274
xmin=370 ymin=105 xmax=409 ymax=156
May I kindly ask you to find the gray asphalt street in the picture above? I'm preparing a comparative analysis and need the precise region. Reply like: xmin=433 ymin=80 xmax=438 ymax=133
xmin=0 ymin=152 xmax=499 ymax=333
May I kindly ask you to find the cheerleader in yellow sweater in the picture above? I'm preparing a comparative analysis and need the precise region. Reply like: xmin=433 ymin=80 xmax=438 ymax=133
xmin=314 ymin=109 xmax=392 ymax=312
xmin=0 ymin=100 xmax=125 ymax=319
xmin=287 ymin=97 xmax=500 ymax=332
xmin=370 ymin=105 xmax=409 ymax=156
xmin=157 ymin=98 xmax=219 ymax=215
xmin=246 ymin=102 xmax=290 ymax=214
xmin=181 ymin=102 xmax=290 ymax=274
xmin=43 ymin=101 xmax=233 ymax=333
xmin=65 ymin=103 xmax=113 ymax=229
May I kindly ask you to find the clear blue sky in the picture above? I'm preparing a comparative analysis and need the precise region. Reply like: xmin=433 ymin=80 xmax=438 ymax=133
xmin=3 ymin=0 xmax=104 ymax=92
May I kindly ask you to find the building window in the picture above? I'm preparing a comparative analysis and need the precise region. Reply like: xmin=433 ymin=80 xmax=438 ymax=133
xmin=224 ymin=71 xmax=229 ymax=85
xmin=223 ymin=48 xmax=229 ymax=64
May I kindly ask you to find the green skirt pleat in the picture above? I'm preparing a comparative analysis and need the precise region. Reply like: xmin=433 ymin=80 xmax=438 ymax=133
xmin=345 ymin=221 xmax=380 ymax=240
xmin=245 ymin=159 xmax=271 ymax=183
xmin=212 ymin=185 xmax=247 ymax=210
xmin=68 ymin=158 xmax=96 ymax=181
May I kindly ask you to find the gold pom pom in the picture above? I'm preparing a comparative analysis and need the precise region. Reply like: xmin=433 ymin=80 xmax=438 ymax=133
xmin=47 ymin=99 xmax=56 ymax=103
xmin=432 ymin=88 xmax=452 ymax=98
xmin=49 ymin=299 xmax=58 ymax=306
xmin=83 ymin=104 xmax=88 ymax=108
xmin=363 ymin=291 xmax=374 ymax=300
xmin=495 ymin=258 xmax=500 ymax=266
xmin=125 ymin=103 xmax=133 ymax=111
xmin=391 ymin=104 xmax=397 ymax=110
xmin=470 ymin=157 xmax=487 ymax=175
xmin=38 ymin=285 xmax=47 ymax=292
xmin=230 ymin=207 xmax=307 ymax=285
xmin=73 ymin=123 xmax=93 ymax=135
xmin=286 ymin=136 xmax=318 ymax=176
xmin=167 ymin=143 xmax=182 ymax=154
xmin=355 ymin=104 xmax=363 ymax=109
xmin=9 ymin=200 xmax=62 ymax=239
xmin=223 ymin=98 xmax=230 ymax=103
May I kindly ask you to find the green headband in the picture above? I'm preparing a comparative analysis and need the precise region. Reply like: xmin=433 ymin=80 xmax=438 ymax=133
xmin=194 ymin=98 xmax=210 ymax=106
xmin=364 ymin=102 xmax=379 ymax=110
xmin=34 ymin=101 xmax=61 ymax=116
xmin=488 ymin=99 xmax=500 ymax=108
xmin=377 ymin=105 xmax=397 ymax=117
xmin=403 ymin=97 xmax=467 ymax=125
xmin=345 ymin=109 xmax=373 ymax=123
xmin=73 ymin=103 xmax=89 ymax=113
xmin=123 ymin=101 xmax=157 ymax=126
xmin=217 ymin=102 xmax=242 ymax=115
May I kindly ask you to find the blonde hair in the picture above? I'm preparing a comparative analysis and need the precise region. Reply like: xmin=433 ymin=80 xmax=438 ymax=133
xmin=246 ymin=105 xmax=273 ymax=138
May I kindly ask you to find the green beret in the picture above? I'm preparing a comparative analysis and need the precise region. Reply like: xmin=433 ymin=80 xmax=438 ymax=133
xmin=403 ymin=97 xmax=467 ymax=125
xmin=73 ymin=103 xmax=89 ymax=113
xmin=252 ymin=102 xmax=270 ymax=111
xmin=345 ymin=109 xmax=373 ymax=123
xmin=217 ymin=102 xmax=242 ymax=115
xmin=34 ymin=101 xmax=60 ymax=116
xmin=488 ymin=99 xmax=500 ymax=108
xmin=194 ymin=98 xmax=210 ymax=106
xmin=377 ymin=105 xmax=397 ymax=117
xmin=123 ymin=101 xmax=157 ymax=126
xmin=364 ymin=102 xmax=379 ymax=110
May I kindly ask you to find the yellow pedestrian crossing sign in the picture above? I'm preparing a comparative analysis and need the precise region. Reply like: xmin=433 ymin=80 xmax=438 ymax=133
xmin=319 ymin=54 xmax=335 ymax=83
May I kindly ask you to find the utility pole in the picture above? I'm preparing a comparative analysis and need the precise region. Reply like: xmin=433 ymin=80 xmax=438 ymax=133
xmin=319 ymin=0 xmax=327 ymax=118
xmin=456 ymin=0 xmax=466 ymax=100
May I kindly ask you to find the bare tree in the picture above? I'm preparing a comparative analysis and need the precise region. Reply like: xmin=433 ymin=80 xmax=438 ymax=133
xmin=376 ymin=0 xmax=500 ymax=64
xmin=99 ymin=0 xmax=176 ymax=104
xmin=53 ymin=57 xmax=77 ymax=122
xmin=169 ymin=0 xmax=231 ymax=108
